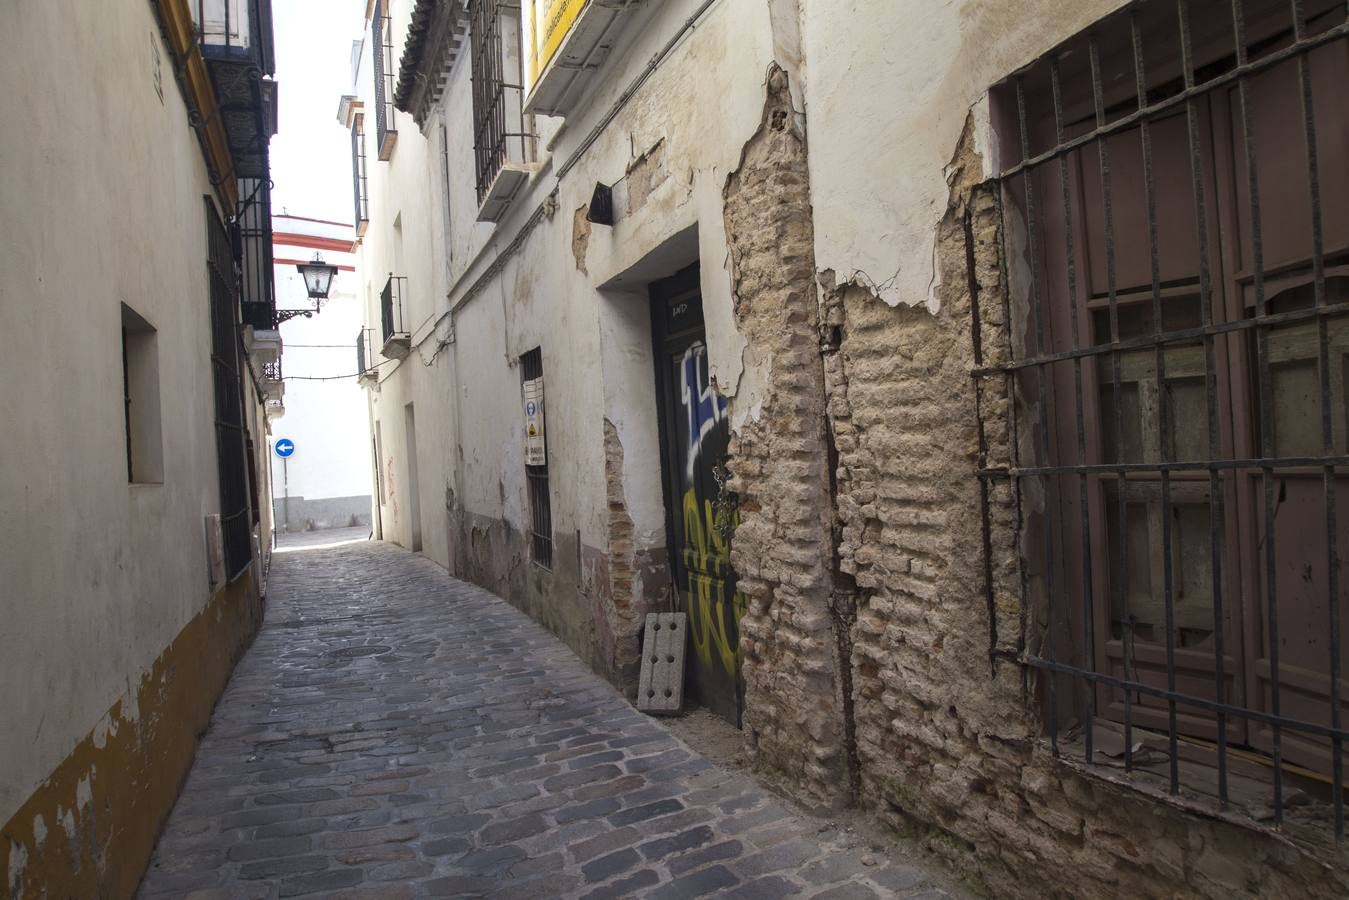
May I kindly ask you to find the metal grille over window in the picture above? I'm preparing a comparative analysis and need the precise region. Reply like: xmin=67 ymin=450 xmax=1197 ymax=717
xmin=206 ymin=198 xmax=253 ymax=582
xmin=238 ymin=174 xmax=275 ymax=331
xmin=521 ymin=347 xmax=552 ymax=568
xmin=974 ymin=0 xmax=1349 ymax=839
xmin=470 ymin=0 xmax=534 ymax=206
xmin=372 ymin=0 xmax=398 ymax=160
xmin=351 ymin=114 xmax=370 ymax=235
xmin=380 ymin=275 xmax=406 ymax=343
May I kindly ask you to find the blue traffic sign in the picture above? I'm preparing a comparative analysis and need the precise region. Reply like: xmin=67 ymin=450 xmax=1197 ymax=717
xmin=274 ymin=438 xmax=295 ymax=458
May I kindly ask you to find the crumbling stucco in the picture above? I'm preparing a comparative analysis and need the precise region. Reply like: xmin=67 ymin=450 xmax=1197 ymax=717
xmin=572 ymin=205 xmax=590 ymax=275
xmin=722 ymin=64 xmax=851 ymax=809
xmin=604 ymin=419 xmax=637 ymax=613
xmin=810 ymin=113 xmax=1349 ymax=900
xmin=625 ymin=138 xmax=669 ymax=216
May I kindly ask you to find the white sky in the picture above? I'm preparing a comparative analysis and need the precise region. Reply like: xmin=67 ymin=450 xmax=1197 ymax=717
xmin=269 ymin=0 xmax=367 ymax=224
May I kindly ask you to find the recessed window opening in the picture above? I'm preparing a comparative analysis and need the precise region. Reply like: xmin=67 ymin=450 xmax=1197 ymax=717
xmin=372 ymin=0 xmax=399 ymax=158
xmin=470 ymin=0 xmax=537 ymax=203
xmin=975 ymin=0 xmax=1349 ymax=838
xmin=521 ymin=347 xmax=552 ymax=568
xmin=121 ymin=303 xmax=163 ymax=484
xmin=205 ymin=198 xmax=253 ymax=580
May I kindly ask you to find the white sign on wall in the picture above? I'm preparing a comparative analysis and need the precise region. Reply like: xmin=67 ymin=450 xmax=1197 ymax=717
xmin=523 ymin=376 xmax=547 ymax=466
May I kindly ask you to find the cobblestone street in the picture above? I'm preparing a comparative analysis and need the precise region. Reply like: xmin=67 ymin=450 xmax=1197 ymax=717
xmin=137 ymin=540 xmax=958 ymax=899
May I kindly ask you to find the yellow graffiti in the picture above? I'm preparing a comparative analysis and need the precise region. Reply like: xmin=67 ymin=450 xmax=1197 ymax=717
xmin=681 ymin=488 xmax=748 ymax=675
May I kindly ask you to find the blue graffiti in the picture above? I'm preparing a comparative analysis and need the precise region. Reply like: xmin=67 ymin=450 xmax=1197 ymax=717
xmin=680 ymin=341 xmax=729 ymax=480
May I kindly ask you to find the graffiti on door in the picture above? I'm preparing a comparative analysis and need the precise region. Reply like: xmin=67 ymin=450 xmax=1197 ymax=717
xmin=677 ymin=341 xmax=746 ymax=679
xmin=653 ymin=268 xmax=745 ymax=725
xmin=682 ymin=486 xmax=748 ymax=675
xmin=680 ymin=343 xmax=728 ymax=479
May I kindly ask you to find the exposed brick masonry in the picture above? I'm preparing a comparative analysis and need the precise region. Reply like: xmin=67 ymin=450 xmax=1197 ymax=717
xmin=722 ymin=65 xmax=852 ymax=809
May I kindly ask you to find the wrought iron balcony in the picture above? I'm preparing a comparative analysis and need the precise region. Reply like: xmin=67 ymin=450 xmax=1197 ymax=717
xmin=380 ymin=276 xmax=410 ymax=360
xmin=470 ymin=0 xmax=536 ymax=222
xmin=372 ymin=0 xmax=398 ymax=160
xmin=192 ymin=0 xmax=277 ymax=182
xmin=357 ymin=328 xmax=379 ymax=386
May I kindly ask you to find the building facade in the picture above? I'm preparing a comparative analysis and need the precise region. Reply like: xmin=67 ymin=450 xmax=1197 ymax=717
xmin=346 ymin=0 xmax=1349 ymax=895
xmin=268 ymin=214 xmax=372 ymax=534
xmin=1 ymin=0 xmax=282 ymax=894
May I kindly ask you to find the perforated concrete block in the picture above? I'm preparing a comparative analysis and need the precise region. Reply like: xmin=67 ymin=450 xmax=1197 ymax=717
xmin=637 ymin=612 xmax=686 ymax=715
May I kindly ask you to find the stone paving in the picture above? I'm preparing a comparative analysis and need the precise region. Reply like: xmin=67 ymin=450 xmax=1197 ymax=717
xmin=138 ymin=540 xmax=959 ymax=899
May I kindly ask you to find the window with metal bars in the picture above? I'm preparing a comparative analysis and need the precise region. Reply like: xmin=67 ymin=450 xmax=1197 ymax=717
xmin=521 ymin=347 xmax=552 ymax=568
xmin=351 ymin=113 xmax=370 ymax=235
xmin=380 ymin=274 xmax=407 ymax=343
xmin=470 ymin=0 xmax=534 ymax=204
xmin=237 ymin=174 xmax=275 ymax=331
xmin=977 ymin=0 xmax=1349 ymax=837
xmin=206 ymin=197 xmax=253 ymax=581
xmin=372 ymin=0 xmax=398 ymax=160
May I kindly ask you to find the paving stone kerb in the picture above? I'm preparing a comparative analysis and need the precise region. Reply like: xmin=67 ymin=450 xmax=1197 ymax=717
xmin=137 ymin=540 xmax=959 ymax=899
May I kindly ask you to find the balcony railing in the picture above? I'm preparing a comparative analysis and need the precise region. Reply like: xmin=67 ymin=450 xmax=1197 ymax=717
xmin=351 ymin=115 xmax=369 ymax=237
xmin=194 ymin=0 xmax=276 ymax=182
xmin=470 ymin=0 xmax=536 ymax=221
xmin=372 ymin=0 xmax=398 ymax=160
xmin=380 ymin=275 xmax=410 ymax=359
xmin=238 ymin=175 xmax=276 ymax=332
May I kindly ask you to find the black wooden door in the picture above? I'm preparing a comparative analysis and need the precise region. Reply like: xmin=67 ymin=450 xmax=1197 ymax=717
xmin=651 ymin=265 xmax=745 ymax=726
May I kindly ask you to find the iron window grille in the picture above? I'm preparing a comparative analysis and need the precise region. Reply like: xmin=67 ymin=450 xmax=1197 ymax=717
xmin=237 ymin=173 xmax=276 ymax=332
xmin=195 ymin=0 xmax=275 ymax=70
xmin=439 ymin=120 xmax=453 ymax=254
xmin=206 ymin=197 xmax=254 ymax=582
xmin=357 ymin=328 xmax=369 ymax=374
xmin=976 ymin=0 xmax=1349 ymax=839
xmin=372 ymin=0 xmax=399 ymax=160
xmin=351 ymin=114 xmax=370 ymax=236
xmin=521 ymin=347 xmax=553 ymax=568
xmin=469 ymin=0 xmax=535 ymax=205
xmin=381 ymin=274 xmax=408 ymax=344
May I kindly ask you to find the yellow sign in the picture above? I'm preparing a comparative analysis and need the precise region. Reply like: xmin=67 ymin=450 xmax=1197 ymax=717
xmin=525 ymin=0 xmax=588 ymax=92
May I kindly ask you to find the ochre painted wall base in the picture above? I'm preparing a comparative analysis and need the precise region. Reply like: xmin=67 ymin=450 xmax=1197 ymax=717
xmin=2 ymin=572 xmax=263 ymax=899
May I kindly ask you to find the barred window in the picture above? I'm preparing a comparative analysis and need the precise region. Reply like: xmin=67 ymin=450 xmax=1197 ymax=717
xmin=470 ymin=0 xmax=534 ymax=205
xmin=351 ymin=111 xmax=370 ymax=236
xmin=372 ymin=0 xmax=398 ymax=159
xmin=521 ymin=347 xmax=552 ymax=568
xmin=976 ymin=0 xmax=1349 ymax=836
xmin=206 ymin=198 xmax=253 ymax=581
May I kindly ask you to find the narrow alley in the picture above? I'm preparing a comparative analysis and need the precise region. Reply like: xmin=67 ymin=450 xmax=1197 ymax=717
xmin=136 ymin=538 xmax=956 ymax=900
xmin=8 ymin=1 xmax=1349 ymax=897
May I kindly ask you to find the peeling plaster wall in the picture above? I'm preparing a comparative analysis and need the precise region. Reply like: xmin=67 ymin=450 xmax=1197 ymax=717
xmin=721 ymin=65 xmax=850 ymax=809
xmin=0 ymin=0 xmax=267 ymax=892
xmin=351 ymin=0 xmax=783 ymax=697
xmin=801 ymin=0 xmax=1132 ymax=309
xmin=815 ymin=107 xmax=1349 ymax=900
xmin=343 ymin=0 xmax=1349 ymax=895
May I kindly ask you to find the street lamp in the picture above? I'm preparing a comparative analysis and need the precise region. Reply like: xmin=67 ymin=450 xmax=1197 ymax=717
xmin=276 ymin=254 xmax=340 ymax=326
xmin=296 ymin=253 xmax=338 ymax=303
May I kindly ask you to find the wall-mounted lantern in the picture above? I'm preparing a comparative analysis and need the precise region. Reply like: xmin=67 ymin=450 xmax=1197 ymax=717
xmin=297 ymin=253 xmax=338 ymax=302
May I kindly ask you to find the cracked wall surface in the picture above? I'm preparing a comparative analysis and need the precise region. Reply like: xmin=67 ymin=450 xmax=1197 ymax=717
xmin=795 ymin=115 xmax=1349 ymax=900
xmin=722 ymin=65 xmax=851 ymax=809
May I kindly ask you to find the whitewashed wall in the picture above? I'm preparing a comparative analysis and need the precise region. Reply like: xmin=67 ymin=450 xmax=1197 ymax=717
xmin=0 ymin=0 xmax=241 ymax=826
